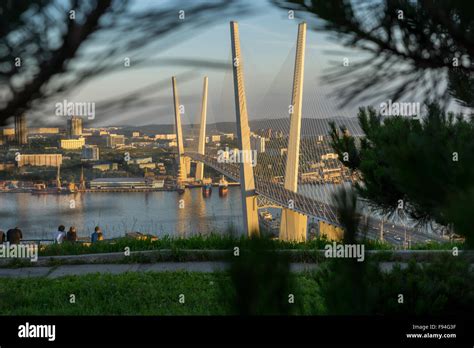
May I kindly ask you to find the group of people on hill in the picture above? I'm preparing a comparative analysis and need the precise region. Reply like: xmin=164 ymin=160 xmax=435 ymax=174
xmin=1 ymin=225 xmax=105 ymax=245
xmin=54 ymin=225 xmax=104 ymax=244
xmin=0 ymin=227 xmax=23 ymax=244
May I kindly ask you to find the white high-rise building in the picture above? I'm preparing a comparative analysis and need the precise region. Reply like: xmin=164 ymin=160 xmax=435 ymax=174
xmin=67 ymin=116 xmax=83 ymax=137
xmin=250 ymin=134 xmax=266 ymax=153
xmin=82 ymin=145 xmax=100 ymax=161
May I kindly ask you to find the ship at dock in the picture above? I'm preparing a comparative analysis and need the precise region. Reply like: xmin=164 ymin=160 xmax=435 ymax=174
xmin=31 ymin=163 xmax=73 ymax=194
xmin=30 ymin=165 xmax=168 ymax=194
xmin=31 ymin=181 xmax=49 ymax=194
xmin=176 ymin=183 xmax=186 ymax=194
xmin=218 ymin=175 xmax=228 ymax=197
xmin=202 ymin=183 xmax=212 ymax=197
xmin=258 ymin=210 xmax=280 ymax=239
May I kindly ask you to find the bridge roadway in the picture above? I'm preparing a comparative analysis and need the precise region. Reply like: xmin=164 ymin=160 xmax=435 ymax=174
xmin=185 ymin=151 xmax=340 ymax=225
xmin=185 ymin=151 xmax=448 ymax=246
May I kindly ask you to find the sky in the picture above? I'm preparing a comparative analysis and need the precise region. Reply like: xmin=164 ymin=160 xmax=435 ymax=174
xmin=19 ymin=0 xmax=468 ymax=129
xmin=14 ymin=0 xmax=369 ymax=129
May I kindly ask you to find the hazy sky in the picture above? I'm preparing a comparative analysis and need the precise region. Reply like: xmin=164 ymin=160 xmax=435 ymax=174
xmin=22 ymin=0 xmax=466 ymax=129
xmin=15 ymin=0 xmax=369 ymax=129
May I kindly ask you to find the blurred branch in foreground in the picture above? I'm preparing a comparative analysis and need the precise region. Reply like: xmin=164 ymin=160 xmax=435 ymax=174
xmin=329 ymin=103 xmax=474 ymax=247
xmin=0 ymin=0 xmax=248 ymax=125
xmin=273 ymin=0 xmax=474 ymax=108
xmin=219 ymin=236 xmax=302 ymax=315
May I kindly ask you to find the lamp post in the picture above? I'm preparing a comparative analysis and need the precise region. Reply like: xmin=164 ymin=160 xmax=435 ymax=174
xmin=380 ymin=217 xmax=384 ymax=242
xmin=399 ymin=208 xmax=408 ymax=250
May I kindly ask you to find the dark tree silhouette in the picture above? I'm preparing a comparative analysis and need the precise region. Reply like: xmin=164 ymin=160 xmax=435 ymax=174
xmin=0 ymin=0 xmax=246 ymax=126
xmin=273 ymin=0 xmax=474 ymax=245
xmin=329 ymin=104 xmax=474 ymax=246
xmin=328 ymin=121 xmax=361 ymax=170
xmin=448 ymin=69 xmax=474 ymax=108
xmin=273 ymin=0 xmax=474 ymax=107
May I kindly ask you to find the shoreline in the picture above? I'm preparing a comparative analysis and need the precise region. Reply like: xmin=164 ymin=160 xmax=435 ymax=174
xmin=0 ymin=183 xmax=240 ymax=196
xmin=0 ymin=183 xmax=240 ymax=194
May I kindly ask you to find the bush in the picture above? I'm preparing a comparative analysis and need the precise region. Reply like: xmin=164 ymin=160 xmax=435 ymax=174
xmin=313 ymin=255 xmax=474 ymax=315
xmin=219 ymin=236 xmax=303 ymax=315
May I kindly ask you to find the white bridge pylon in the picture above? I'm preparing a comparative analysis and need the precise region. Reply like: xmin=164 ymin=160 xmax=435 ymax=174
xmin=279 ymin=22 xmax=308 ymax=242
xmin=230 ymin=21 xmax=260 ymax=237
xmin=172 ymin=76 xmax=208 ymax=184
xmin=195 ymin=76 xmax=208 ymax=182
xmin=178 ymin=22 xmax=344 ymax=240
xmin=226 ymin=21 xmax=310 ymax=239
xmin=171 ymin=76 xmax=188 ymax=183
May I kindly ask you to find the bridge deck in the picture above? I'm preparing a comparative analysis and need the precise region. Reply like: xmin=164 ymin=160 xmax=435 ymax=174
xmin=185 ymin=152 xmax=340 ymax=225
xmin=185 ymin=152 xmax=448 ymax=244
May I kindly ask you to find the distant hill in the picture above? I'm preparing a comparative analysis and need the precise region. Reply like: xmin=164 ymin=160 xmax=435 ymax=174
xmin=122 ymin=117 xmax=362 ymax=137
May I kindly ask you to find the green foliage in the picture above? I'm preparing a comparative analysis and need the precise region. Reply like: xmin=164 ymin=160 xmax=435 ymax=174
xmin=328 ymin=121 xmax=361 ymax=170
xmin=219 ymin=236 xmax=302 ymax=315
xmin=38 ymin=234 xmax=326 ymax=257
xmin=315 ymin=187 xmax=474 ymax=315
xmin=0 ymin=270 xmax=323 ymax=315
xmin=313 ymin=256 xmax=474 ymax=315
xmin=0 ymin=272 xmax=227 ymax=315
xmin=371 ymin=256 xmax=474 ymax=315
xmin=448 ymin=69 xmax=474 ymax=108
xmin=354 ymin=107 xmax=413 ymax=213
xmin=320 ymin=187 xmax=472 ymax=315
xmin=2 ymin=257 xmax=471 ymax=315
xmin=36 ymin=232 xmax=458 ymax=258
xmin=409 ymin=241 xmax=463 ymax=251
xmin=329 ymin=104 xmax=474 ymax=247
xmin=315 ymin=259 xmax=373 ymax=315
xmin=315 ymin=187 xmax=373 ymax=314
xmin=332 ymin=186 xmax=359 ymax=244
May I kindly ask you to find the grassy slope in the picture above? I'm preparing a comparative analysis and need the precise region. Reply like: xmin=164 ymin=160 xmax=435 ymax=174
xmin=1 ymin=257 xmax=472 ymax=316
xmin=0 ymin=272 xmax=321 ymax=315
xmin=38 ymin=234 xmax=461 ymax=256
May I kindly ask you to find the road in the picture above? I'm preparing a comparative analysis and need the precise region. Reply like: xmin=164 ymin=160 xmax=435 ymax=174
xmin=186 ymin=152 xmax=449 ymax=247
xmin=362 ymin=217 xmax=447 ymax=247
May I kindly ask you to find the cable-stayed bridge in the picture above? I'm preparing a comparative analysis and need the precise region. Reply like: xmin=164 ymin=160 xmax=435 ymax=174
xmin=168 ymin=20 xmax=446 ymax=245
xmin=184 ymin=151 xmax=339 ymax=224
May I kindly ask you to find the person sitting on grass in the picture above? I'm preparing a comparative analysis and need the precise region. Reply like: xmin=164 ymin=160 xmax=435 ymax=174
xmin=7 ymin=227 xmax=23 ymax=245
xmin=91 ymin=226 xmax=104 ymax=243
xmin=66 ymin=226 xmax=78 ymax=242
xmin=54 ymin=225 xmax=66 ymax=244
